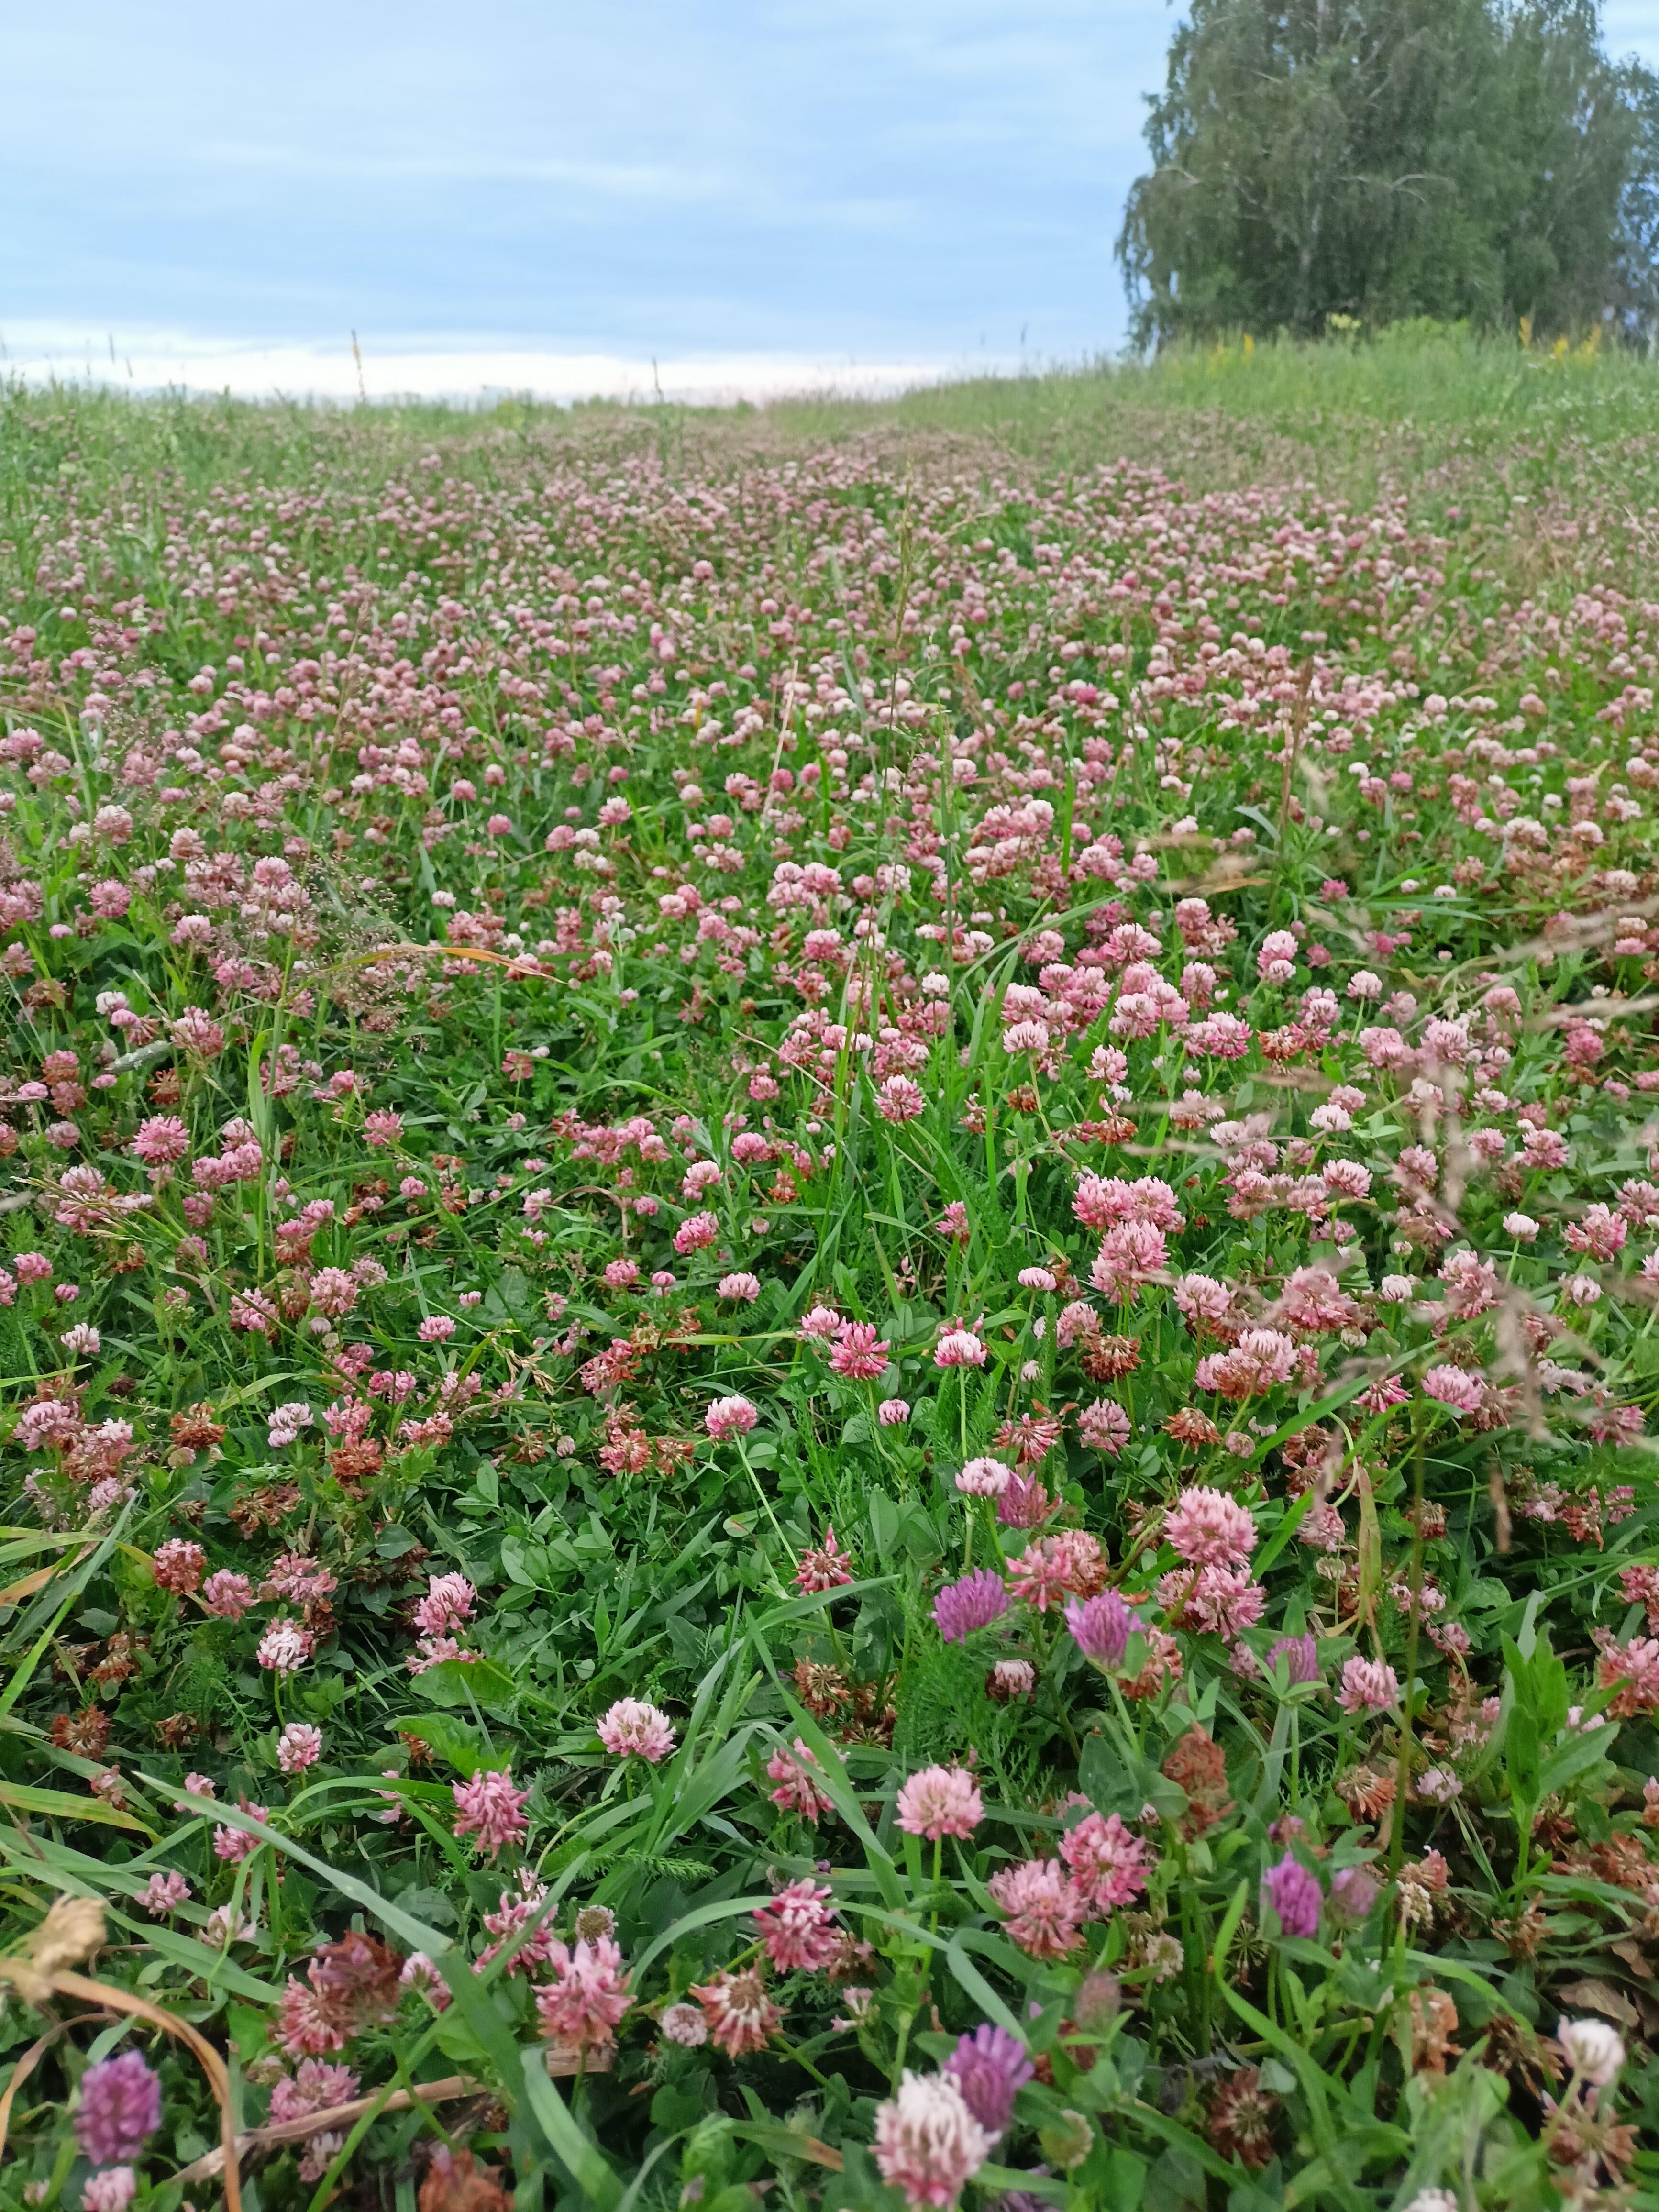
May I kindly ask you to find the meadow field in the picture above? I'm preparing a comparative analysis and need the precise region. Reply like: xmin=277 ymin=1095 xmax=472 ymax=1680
xmin=1 ymin=327 xmax=1659 ymax=2212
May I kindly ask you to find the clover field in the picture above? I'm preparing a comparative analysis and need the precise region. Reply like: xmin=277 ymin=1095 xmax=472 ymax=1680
xmin=1 ymin=361 xmax=1658 ymax=2212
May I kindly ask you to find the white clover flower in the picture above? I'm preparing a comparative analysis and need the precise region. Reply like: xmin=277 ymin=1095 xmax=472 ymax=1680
xmin=1556 ymin=2016 xmax=1625 ymax=2086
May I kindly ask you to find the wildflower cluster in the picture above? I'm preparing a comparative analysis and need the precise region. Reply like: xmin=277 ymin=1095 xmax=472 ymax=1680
xmin=0 ymin=389 xmax=1656 ymax=2208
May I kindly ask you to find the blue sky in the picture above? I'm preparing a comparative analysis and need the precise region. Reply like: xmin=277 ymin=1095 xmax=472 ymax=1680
xmin=8 ymin=0 xmax=1659 ymax=399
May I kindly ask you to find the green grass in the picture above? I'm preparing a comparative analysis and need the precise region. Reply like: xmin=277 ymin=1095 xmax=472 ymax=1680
xmin=12 ymin=320 xmax=1659 ymax=505
xmin=775 ymin=320 xmax=1659 ymax=454
xmin=1 ymin=317 xmax=1658 ymax=2211
xmin=10 ymin=318 xmax=1659 ymax=487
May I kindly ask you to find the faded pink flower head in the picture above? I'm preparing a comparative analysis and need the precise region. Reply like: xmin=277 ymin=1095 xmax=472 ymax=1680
xmin=955 ymin=1456 xmax=1013 ymax=1497
xmin=597 ymin=1697 xmax=677 ymax=1763
xmin=661 ymin=2001 xmax=708 ymax=2046
xmin=752 ymin=1878 xmax=840 ymax=1971
xmin=153 ymin=1537 xmax=206 ymax=1594
xmin=278 ymin=1723 xmax=324 ymax=1774
xmin=830 ymin=1319 xmax=891 ymax=1379
xmin=877 ymin=1073 xmax=927 ymax=1122
xmin=256 ymin=1618 xmax=314 ymax=1674
xmin=987 ymin=1858 xmax=1088 ymax=1958
xmin=1338 ymin=1654 xmax=1401 ymax=1713
xmin=795 ymin=1524 xmax=854 ymax=1593
xmin=988 ymin=1656 xmax=1036 ymax=1701
xmin=674 ymin=1208 xmax=721 ymax=1253
xmin=400 ymin=1952 xmax=451 ymax=2009
xmin=268 ymin=2055 xmax=360 ymax=2130
xmin=200 ymin=1569 xmax=254 ymax=1619
xmin=1421 ymin=1365 xmax=1484 ymax=1415
xmin=1181 ymin=1562 xmax=1265 ymax=1639
xmin=1556 ymin=2016 xmax=1626 ymax=2087
xmin=534 ymin=1934 xmax=631 ymax=2052
xmin=83 ymin=2172 xmax=137 ymax=2212
xmin=895 ymin=1764 xmax=983 ymax=1841
xmin=213 ymin=1799 xmax=269 ymax=1862
xmin=766 ymin=1737 xmax=835 ymax=1821
xmin=171 ymin=1006 xmax=225 ymax=1058
xmin=309 ymin=1267 xmax=359 ymax=1319
xmin=1164 ymin=1486 xmax=1256 ymax=1567
xmin=1078 ymin=1399 xmax=1132 ymax=1456
xmin=413 ymin=1571 xmax=477 ymax=1636
xmin=873 ymin=2071 xmax=991 ymax=2207
xmin=1198 ymin=1327 xmax=1297 ymax=1400
xmin=1059 ymin=1810 xmax=1150 ymax=1913
xmin=689 ymin=1965 xmax=783 ymax=2056
xmin=130 ymin=1115 xmax=190 ymax=1166
xmin=452 ymin=1766 xmax=531 ymax=1858
xmin=704 ymin=1394 xmax=758 ymax=1440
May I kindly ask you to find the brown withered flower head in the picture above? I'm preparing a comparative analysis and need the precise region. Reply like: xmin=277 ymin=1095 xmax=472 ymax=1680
xmin=1409 ymin=1987 xmax=1461 ymax=2075
xmin=307 ymin=1931 xmax=405 ymax=2035
xmin=327 ymin=1436 xmax=385 ymax=1489
xmin=838 ymin=1679 xmax=897 ymax=1747
xmin=822 ymin=1929 xmax=877 ymax=1983
xmin=793 ymin=1659 xmax=851 ymax=1720
xmin=1162 ymin=1726 xmax=1234 ymax=1839
xmin=1164 ymin=1408 xmax=1221 ymax=1447
xmin=89 ymin=1634 xmax=143 ymax=1688
xmin=1544 ymin=2098 xmax=1639 ymax=2185
xmin=418 ymin=2147 xmax=511 ymax=2212
xmin=51 ymin=1707 xmax=111 ymax=1758
xmin=228 ymin=1482 xmax=301 ymax=1537
xmin=1207 ymin=2067 xmax=1278 ymax=2168
xmin=1278 ymin=1425 xmax=1336 ymax=1471
xmin=1337 ymin=1765 xmax=1398 ymax=1825
xmin=1482 ymin=2009 xmax=1561 ymax=2099
xmin=1081 ymin=1333 xmax=1142 ymax=1382
xmin=1492 ymin=1902 xmax=1549 ymax=1961
xmin=170 ymin=1403 xmax=226 ymax=1451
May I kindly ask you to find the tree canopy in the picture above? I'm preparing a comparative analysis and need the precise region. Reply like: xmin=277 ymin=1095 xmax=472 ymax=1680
xmin=1117 ymin=0 xmax=1659 ymax=346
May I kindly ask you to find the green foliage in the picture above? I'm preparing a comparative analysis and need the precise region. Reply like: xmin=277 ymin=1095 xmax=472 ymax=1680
xmin=0 ymin=371 xmax=1656 ymax=2210
xmin=1117 ymin=0 xmax=1659 ymax=344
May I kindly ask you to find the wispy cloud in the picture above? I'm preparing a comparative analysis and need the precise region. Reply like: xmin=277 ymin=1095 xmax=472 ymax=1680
xmin=0 ymin=0 xmax=1166 ymax=360
xmin=190 ymin=143 xmax=729 ymax=199
xmin=0 ymin=323 xmax=1021 ymax=405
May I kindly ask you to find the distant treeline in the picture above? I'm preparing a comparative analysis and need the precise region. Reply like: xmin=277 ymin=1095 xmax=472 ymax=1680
xmin=1118 ymin=0 xmax=1659 ymax=346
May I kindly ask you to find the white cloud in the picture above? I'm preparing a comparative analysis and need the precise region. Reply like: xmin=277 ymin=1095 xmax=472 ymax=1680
xmin=0 ymin=326 xmax=1021 ymax=405
xmin=0 ymin=0 xmax=1155 ymax=357
xmin=189 ymin=143 xmax=729 ymax=199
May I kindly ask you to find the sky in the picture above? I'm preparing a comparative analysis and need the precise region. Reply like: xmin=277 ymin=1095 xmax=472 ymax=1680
xmin=8 ymin=0 xmax=1659 ymax=405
